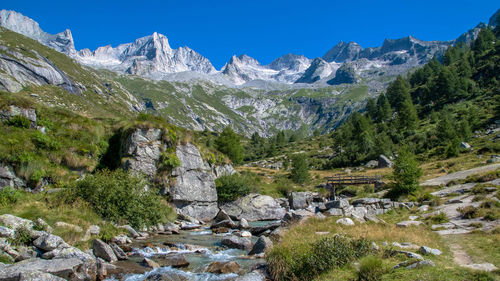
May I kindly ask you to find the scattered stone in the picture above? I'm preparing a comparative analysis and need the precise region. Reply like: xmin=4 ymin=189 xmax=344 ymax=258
xmin=211 ymin=219 xmax=236 ymax=229
xmin=395 ymin=250 xmax=424 ymax=260
xmin=17 ymin=271 xmax=67 ymax=281
xmin=460 ymin=142 xmax=471 ymax=149
xmin=327 ymin=208 xmax=343 ymax=216
xmin=180 ymin=222 xmax=201 ymax=230
xmin=141 ymin=257 xmax=159 ymax=269
xmin=315 ymin=212 xmax=326 ymax=219
xmin=249 ymin=236 xmax=273 ymax=255
xmin=239 ymin=231 xmax=252 ymax=238
xmin=365 ymin=160 xmax=378 ymax=168
xmin=206 ymin=261 xmax=241 ymax=274
xmin=409 ymin=216 xmax=419 ymax=221
xmin=54 ymin=222 xmax=83 ymax=233
xmin=288 ymin=192 xmax=313 ymax=210
xmin=110 ymin=243 xmax=128 ymax=260
xmin=158 ymin=253 xmax=190 ymax=268
xmin=238 ymin=218 xmax=249 ymax=229
xmin=336 ymin=218 xmax=355 ymax=226
xmin=33 ymin=234 xmax=68 ymax=252
xmin=111 ymin=234 xmax=131 ymax=245
xmin=34 ymin=218 xmax=52 ymax=233
xmin=249 ymin=222 xmax=281 ymax=236
xmin=221 ymin=235 xmax=253 ymax=251
xmin=214 ymin=210 xmax=231 ymax=223
xmin=406 ymin=259 xmax=435 ymax=269
xmin=371 ymin=242 xmax=379 ymax=251
xmin=396 ymin=221 xmax=423 ymax=228
xmin=164 ymin=223 xmax=180 ymax=234
xmin=419 ymin=246 xmax=442 ymax=256
xmin=316 ymin=231 xmax=330 ymax=235
xmin=326 ymin=199 xmax=349 ymax=209
xmin=118 ymin=225 xmax=140 ymax=238
xmin=93 ymin=239 xmax=117 ymax=263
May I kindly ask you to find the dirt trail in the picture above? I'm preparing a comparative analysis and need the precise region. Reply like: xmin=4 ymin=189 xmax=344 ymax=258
xmin=421 ymin=163 xmax=500 ymax=186
xmin=449 ymin=242 xmax=473 ymax=266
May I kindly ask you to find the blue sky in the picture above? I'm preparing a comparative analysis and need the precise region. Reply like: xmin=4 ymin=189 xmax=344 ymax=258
xmin=3 ymin=1 xmax=498 ymax=69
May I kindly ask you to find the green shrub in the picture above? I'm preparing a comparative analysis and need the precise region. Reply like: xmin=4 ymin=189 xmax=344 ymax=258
xmin=215 ymin=173 xmax=254 ymax=203
xmin=99 ymin=223 xmax=121 ymax=242
xmin=5 ymin=115 xmax=30 ymax=128
xmin=388 ymin=148 xmax=422 ymax=199
xmin=267 ymin=235 xmax=372 ymax=281
xmin=0 ymin=253 xmax=14 ymax=264
xmin=69 ymin=169 xmax=172 ymax=228
xmin=9 ymin=226 xmax=33 ymax=246
xmin=0 ymin=187 xmax=24 ymax=207
xmin=458 ymin=206 xmax=480 ymax=219
xmin=31 ymin=132 xmax=60 ymax=150
xmin=425 ymin=212 xmax=449 ymax=224
xmin=483 ymin=211 xmax=499 ymax=221
xmin=358 ymin=255 xmax=388 ymax=281
xmin=159 ymin=149 xmax=181 ymax=170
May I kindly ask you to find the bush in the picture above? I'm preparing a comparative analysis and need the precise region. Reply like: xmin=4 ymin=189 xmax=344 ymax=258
xmin=425 ymin=212 xmax=449 ymax=224
xmin=159 ymin=149 xmax=181 ymax=170
xmin=69 ymin=169 xmax=172 ymax=228
xmin=215 ymin=173 xmax=254 ymax=203
xmin=358 ymin=255 xmax=388 ymax=281
xmin=0 ymin=187 xmax=24 ymax=206
xmin=32 ymin=132 xmax=60 ymax=150
xmin=289 ymin=154 xmax=310 ymax=184
xmin=5 ymin=115 xmax=30 ymax=128
xmin=458 ymin=206 xmax=480 ymax=219
xmin=267 ymin=235 xmax=372 ymax=281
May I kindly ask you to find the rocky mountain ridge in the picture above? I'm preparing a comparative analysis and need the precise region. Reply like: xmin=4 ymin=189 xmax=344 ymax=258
xmin=1 ymin=9 xmax=495 ymax=87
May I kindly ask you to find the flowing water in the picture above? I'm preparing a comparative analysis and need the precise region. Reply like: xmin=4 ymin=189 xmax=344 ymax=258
xmin=105 ymin=223 xmax=276 ymax=280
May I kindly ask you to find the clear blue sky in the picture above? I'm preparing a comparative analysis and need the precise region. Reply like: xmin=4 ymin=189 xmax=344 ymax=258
xmin=3 ymin=1 xmax=498 ymax=69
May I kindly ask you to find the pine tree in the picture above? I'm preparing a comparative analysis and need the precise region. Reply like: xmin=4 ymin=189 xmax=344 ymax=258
xmin=215 ymin=126 xmax=244 ymax=164
xmin=365 ymin=98 xmax=377 ymax=120
xmin=390 ymin=147 xmax=422 ymax=197
xmin=376 ymin=94 xmax=392 ymax=123
xmin=397 ymin=98 xmax=418 ymax=131
xmin=472 ymin=28 xmax=495 ymax=54
xmin=386 ymin=76 xmax=411 ymax=111
xmin=289 ymin=154 xmax=310 ymax=184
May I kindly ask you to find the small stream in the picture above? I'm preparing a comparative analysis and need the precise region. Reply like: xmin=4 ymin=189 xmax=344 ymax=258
xmin=105 ymin=222 xmax=276 ymax=281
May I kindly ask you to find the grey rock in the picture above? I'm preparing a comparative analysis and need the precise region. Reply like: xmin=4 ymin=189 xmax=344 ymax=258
xmin=158 ymin=253 xmax=190 ymax=268
xmin=327 ymin=63 xmax=358 ymax=85
xmin=93 ymin=239 xmax=117 ymax=263
xmin=164 ymin=223 xmax=180 ymax=234
xmin=221 ymin=235 xmax=253 ymax=251
xmin=0 ymin=226 xmax=14 ymax=239
xmin=220 ymin=193 xmax=286 ymax=221
xmin=327 ymin=208 xmax=343 ymax=216
xmin=326 ymin=199 xmax=349 ymax=209
xmin=18 ymin=271 xmax=67 ymax=281
xmin=460 ymin=142 xmax=471 ymax=149
xmin=141 ymin=257 xmax=159 ymax=269
xmin=0 ymin=257 xmax=96 ymax=281
xmin=0 ymin=214 xmax=34 ymax=231
xmin=249 ymin=236 xmax=273 ymax=255
xmin=33 ymin=234 xmax=69 ymax=252
xmin=210 ymin=219 xmax=236 ymax=229
xmin=171 ymin=143 xmax=219 ymax=222
xmin=419 ymin=246 xmax=442 ymax=256
xmin=34 ymin=218 xmax=52 ymax=233
xmin=238 ymin=218 xmax=249 ymax=229
xmin=406 ymin=259 xmax=435 ymax=269
xmin=213 ymin=164 xmax=236 ymax=178
xmin=111 ymin=234 xmax=131 ymax=245
xmin=336 ymin=218 xmax=355 ymax=226
xmin=463 ymin=263 xmax=498 ymax=272
xmin=378 ymin=155 xmax=393 ymax=168
xmin=54 ymin=222 xmax=82 ymax=233
xmin=0 ymin=165 xmax=26 ymax=190
xmin=395 ymin=250 xmax=424 ymax=260
xmin=0 ymin=105 xmax=36 ymax=127
xmin=365 ymin=160 xmax=378 ymax=168
xmin=214 ymin=210 xmax=231 ymax=223
xmin=288 ymin=192 xmax=313 ymax=210
xmin=118 ymin=225 xmax=140 ymax=238
xmin=396 ymin=221 xmax=423 ymax=228
xmin=269 ymin=227 xmax=286 ymax=242
xmin=109 ymin=243 xmax=128 ymax=260
xmin=121 ymin=128 xmax=163 ymax=177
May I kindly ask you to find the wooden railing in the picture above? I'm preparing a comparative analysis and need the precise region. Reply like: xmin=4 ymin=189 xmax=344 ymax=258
xmin=325 ymin=174 xmax=381 ymax=186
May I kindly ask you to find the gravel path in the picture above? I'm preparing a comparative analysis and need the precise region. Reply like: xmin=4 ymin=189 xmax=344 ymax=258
xmin=421 ymin=164 xmax=500 ymax=186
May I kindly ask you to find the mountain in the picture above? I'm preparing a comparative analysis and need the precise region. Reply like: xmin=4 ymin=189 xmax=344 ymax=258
xmin=323 ymin=41 xmax=363 ymax=63
xmin=76 ymin=32 xmax=217 ymax=78
xmin=221 ymin=54 xmax=311 ymax=85
xmin=0 ymin=10 xmax=76 ymax=55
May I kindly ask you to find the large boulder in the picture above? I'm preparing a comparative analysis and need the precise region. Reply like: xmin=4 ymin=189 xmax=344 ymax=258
xmin=248 ymin=236 xmax=273 ymax=255
xmin=288 ymin=192 xmax=313 ymax=210
xmin=170 ymin=143 xmax=219 ymax=222
xmin=213 ymin=164 xmax=236 ymax=178
xmin=221 ymin=236 xmax=253 ymax=251
xmin=220 ymin=193 xmax=286 ymax=221
xmin=0 ymin=165 xmax=26 ymax=190
xmin=0 ymin=257 xmax=96 ymax=281
xmin=206 ymin=261 xmax=241 ymax=274
xmin=33 ymin=234 xmax=69 ymax=252
xmin=0 ymin=214 xmax=34 ymax=230
xmin=121 ymin=128 xmax=163 ymax=177
xmin=378 ymin=155 xmax=393 ymax=168
xmin=92 ymin=239 xmax=117 ymax=263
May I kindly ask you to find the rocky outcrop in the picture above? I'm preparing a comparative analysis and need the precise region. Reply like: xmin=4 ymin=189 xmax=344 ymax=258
xmin=288 ymin=192 xmax=313 ymax=210
xmin=220 ymin=193 xmax=286 ymax=221
xmin=327 ymin=63 xmax=358 ymax=85
xmin=0 ymin=45 xmax=80 ymax=94
xmin=213 ymin=164 xmax=236 ymax=178
xmin=0 ymin=165 xmax=26 ymax=190
xmin=120 ymin=128 xmax=163 ymax=177
xmin=0 ymin=105 xmax=37 ymax=128
xmin=170 ymin=143 xmax=219 ymax=222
